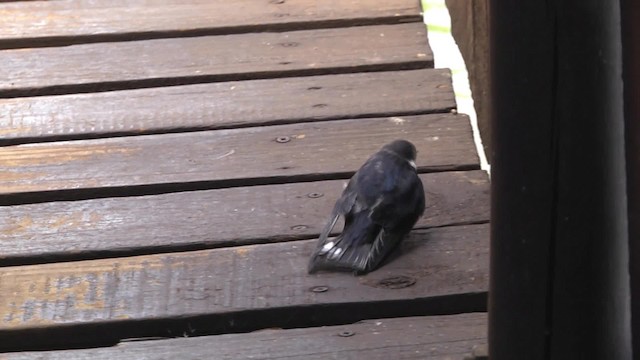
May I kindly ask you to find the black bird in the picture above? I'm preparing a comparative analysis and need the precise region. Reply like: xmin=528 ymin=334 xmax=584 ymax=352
xmin=308 ymin=139 xmax=425 ymax=275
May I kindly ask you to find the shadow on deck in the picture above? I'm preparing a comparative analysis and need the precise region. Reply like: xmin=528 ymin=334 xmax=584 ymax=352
xmin=0 ymin=1 xmax=489 ymax=358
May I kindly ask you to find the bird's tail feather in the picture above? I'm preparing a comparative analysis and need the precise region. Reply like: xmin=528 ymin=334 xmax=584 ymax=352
xmin=307 ymin=229 xmax=405 ymax=275
xmin=309 ymin=210 xmax=370 ymax=274
xmin=307 ymin=240 xmax=370 ymax=273
xmin=308 ymin=211 xmax=341 ymax=273
xmin=309 ymin=212 xmax=403 ymax=274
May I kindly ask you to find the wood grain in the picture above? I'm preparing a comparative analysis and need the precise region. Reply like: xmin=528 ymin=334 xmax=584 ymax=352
xmin=4 ymin=313 xmax=487 ymax=360
xmin=0 ymin=23 xmax=432 ymax=97
xmin=0 ymin=69 xmax=455 ymax=145
xmin=0 ymin=224 xmax=489 ymax=331
xmin=0 ymin=0 xmax=489 ymax=356
xmin=0 ymin=113 xmax=479 ymax=199
xmin=0 ymin=0 xmax=423 ymax=48
xmin=0 ymin=171 xmax=489 ymax=263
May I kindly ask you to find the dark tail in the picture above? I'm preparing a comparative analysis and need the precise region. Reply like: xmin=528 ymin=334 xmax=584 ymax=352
xmin=308 ymin=212 xmax=384 ymax=274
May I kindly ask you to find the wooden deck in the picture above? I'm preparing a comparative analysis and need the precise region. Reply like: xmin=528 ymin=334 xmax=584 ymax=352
xmin=0 ymin=0 xmax=489 ymax=358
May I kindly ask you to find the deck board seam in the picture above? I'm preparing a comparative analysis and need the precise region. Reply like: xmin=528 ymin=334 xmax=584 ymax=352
xmin=0 ymin=109 xmax=456 ymax=147
xmin=0 ymin=220 xmax=489 ymax=267
xmin=0 ymin=292 xmax=488 ymax=353
xmin=0 ymin=62 xmax=433 ymax=99
xmin=0 ymin=165 xmax=481 ymax=207
xmin=0 ymin=16 xmax=423 ymax=51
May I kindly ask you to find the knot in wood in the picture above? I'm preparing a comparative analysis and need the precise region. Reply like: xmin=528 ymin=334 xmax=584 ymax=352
xmin=338 ymin=330 xmax=355 ymax=337
xmin=375 ymin=275 xmax=416 ymax=289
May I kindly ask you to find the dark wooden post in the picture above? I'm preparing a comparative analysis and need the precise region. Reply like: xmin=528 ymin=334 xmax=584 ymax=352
xmin=622 ymin=0 xmax=640 ymax=356
xmin=488 ymin=2 xmax=556 ymax=358
xmin=489 ymin=0 xmax=633 ymax=359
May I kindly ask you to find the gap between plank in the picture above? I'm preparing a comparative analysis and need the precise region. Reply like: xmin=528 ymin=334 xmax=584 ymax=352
xmin=0 ymin=164 xmax=480 ymax=207
xmin=0 ymin=16 xmax=422 ymax=51
xmin=0 ymin=62 xmax=431 ymax=99
xmin=0 ymin=109 xmax=456 ymax=147
xmin=0 ymin=220 xmax=490 ymax=267
xmin=0 ymin=292 xmax=487 ymax=353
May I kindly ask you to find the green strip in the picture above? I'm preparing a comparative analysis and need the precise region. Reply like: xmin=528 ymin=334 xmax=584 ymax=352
xmin=426 ymin=24 xmax=450 ymax=33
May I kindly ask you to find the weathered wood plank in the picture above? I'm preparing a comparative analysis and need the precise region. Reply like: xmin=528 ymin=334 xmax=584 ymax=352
xmin=0 ymin=23 xmax=432 ymax=97
xmin=0 ymin=113 xmax=479 ymax=199
xmin=0 ymin=0 xmax=422 ymax=48
xmin=0 ymin=171 xmax=489 ymax=263
xmin=1 ymin=69 xmax=455 ymax=145
xmin=0 ymin=224 xmax=489 ymax=332
xmin=4 ymin=313 xmax=488 ymax=360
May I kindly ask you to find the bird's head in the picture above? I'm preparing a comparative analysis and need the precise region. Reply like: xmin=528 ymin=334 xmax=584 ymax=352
xmin=382 ymin=139 xmax=417 ymax=162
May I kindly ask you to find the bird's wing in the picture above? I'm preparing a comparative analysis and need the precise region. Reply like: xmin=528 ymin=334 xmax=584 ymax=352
xmin=356 ymin=228 xmax=405 ymax=274
xmin=348 ymin=162 xmax=425 ymax=273
xmin=307 ymin=179 xmax=358 ymax=273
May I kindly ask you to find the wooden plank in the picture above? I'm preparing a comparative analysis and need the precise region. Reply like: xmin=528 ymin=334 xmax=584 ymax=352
xmin=3 ymin=313 xmax=488 ymax=360
xmin=0 ymin=23 xmax=432 ymax=97
xmin=0 ymin=224 xmax=489 ymax=332
xmin=0 ymin=170 xmax=489 ymax=263
xmin=0 ymin=113 xmax=479 ymax=199
xmin=0 ymin=0 xmax=423 ymax=48
xmin=1 ymin=69 xmax=455 ymax=145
